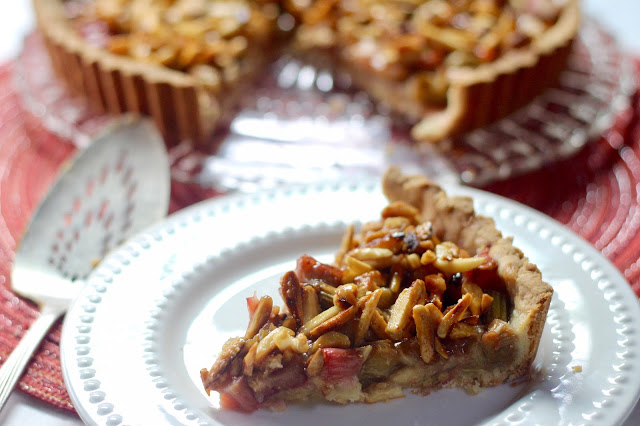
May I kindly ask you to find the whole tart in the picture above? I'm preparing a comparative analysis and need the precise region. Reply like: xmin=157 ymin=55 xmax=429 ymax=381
xmin=33 ymin=0 xmax=283 ymax=147
xmin=288 ymin=0 xmax=580 ymax=142
xmin=34 ymin=0 xmax=579 ymax=147
xmin=200 ymin=167 xmax=553 ymax=411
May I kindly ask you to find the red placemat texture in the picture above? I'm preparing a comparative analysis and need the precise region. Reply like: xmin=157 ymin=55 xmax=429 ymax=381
xmin=0 ymin=59 xmax=639 ymax=413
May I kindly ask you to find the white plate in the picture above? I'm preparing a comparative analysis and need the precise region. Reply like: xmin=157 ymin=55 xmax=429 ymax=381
xmin=60 ymin=181 xmax=640 ymax=426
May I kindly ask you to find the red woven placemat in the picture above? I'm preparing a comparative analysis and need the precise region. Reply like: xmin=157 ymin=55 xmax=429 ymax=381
xmin=0 ymin=59 xmax=639 ymax=413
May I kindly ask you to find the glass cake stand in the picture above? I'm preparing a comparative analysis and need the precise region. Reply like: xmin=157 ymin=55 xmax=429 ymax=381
xmin=13 ymin=19 xmax=636 ymax=194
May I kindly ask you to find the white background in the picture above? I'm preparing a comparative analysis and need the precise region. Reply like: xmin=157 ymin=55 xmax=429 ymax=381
xmin=0 ymin=0 xmax=638 ymax=425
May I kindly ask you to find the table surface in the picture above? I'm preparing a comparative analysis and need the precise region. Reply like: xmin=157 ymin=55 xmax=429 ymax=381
xmin=1 ymin=1 xmax=639 ymax=425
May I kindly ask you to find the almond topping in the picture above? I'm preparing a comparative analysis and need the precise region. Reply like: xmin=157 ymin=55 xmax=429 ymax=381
xmin=354 ymin=289 xmax=383 ymax=346
xmin=462 ymin=281 xmax=484 ymax=316
xmin=437 ymin=293 xmax=472 ymax=338
xmin=481 ymin=293 xmax=494 ymax=314
xmin=333 ymin=283 xmax=358 ymax=308
xmin=308 ymin=305 xmax=358 ymax=339
xmin=255 ymin=327 xmax=294 ymax=365
xmin=434 ymin=256 xmax=486 ymax=274
xmin=370 ymin=309 xmax=391 ymax=340
xmin=344 ymin=255 xmax=373 ymax=281
xmin=386 ymin=279 xmax=426 ymax=340
xmin=301 ymin=285 xmax=321 ymax=325
xmin=299 ymin=306 xmax=342 ymax=336
xmin=311 ymin=331 xmax=351 ymax=353
xmin=413 ymin=304 xmax=436 ymax=364
xmin=245 ymin=296 xmax=273 ymax=339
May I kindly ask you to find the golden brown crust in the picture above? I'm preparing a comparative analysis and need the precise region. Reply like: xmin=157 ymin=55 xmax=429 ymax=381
xmin=382 ymin=166 xmax=553 ymax=384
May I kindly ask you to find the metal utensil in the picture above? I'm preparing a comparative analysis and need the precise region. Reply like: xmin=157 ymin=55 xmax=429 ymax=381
xmin=0 ymin=118 xmax=170 ymax=410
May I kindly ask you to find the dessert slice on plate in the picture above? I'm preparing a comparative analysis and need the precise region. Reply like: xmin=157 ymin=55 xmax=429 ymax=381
xmin=200 ymin=168 xmax=553 ymax=411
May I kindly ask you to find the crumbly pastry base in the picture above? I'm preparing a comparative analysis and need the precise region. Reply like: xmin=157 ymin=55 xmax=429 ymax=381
xmin=200 ymin=168 xmax=553 ymax=410
xmin=34 ymin=0 xmax=579 ymax=148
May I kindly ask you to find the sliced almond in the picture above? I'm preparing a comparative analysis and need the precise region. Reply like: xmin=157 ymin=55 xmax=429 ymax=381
xmin=333 ymin=283 xmax=358 ymax=308
xmin=462 ymin=281 xmax=484 ymax=316
xmin=383 ymin=216 xmax=412 ymax=231
xmin=354 ymin=289 xmax=383 ymax=346
xmin=306 ymin=349 xmax=325 ymax=377
xmin=386 ymin=279 xmax=426 ymax=340
xmin=424 ymin=303 xmax=443 ymax=327
xmin=274 ymin=328 xmax=308 ymax=353
xmin=370 ymin=309 xmax=391 ymax=340
xmin=308 ymin=305 xmax=358 ymax=339
xmin=378 ymin=287 xmax=396 ymax=309
xmin=354 ymin=270 xmax=385 ymax=292
xmin=349 ymin=247 xmax=394 ymax=260
xmin=389 ymin=264 xmax=403 ymax=293
xmin=413 ymin=304 xmax=436 ymax=364
xmin=242 ymin=341 xmax=258 ymax=376
xmin=481 ymin=293 xmax=494 ymax=314
xmin=299 ymin=306 xmax=342 ymax=336
xmin=255 ymin=326 xmax=294 ymax=365
xmin=434 ymin=256 xmax=486 ymax=274
xmin=244 ymin=295 xmax=273 ymax=339
xmin=201 ymin=336 xmax=245 ymax=389
xmin=344 ymin=255 xmax=373 ymax=282
xmin=364 ymin=229 xmax=388 ymax=243
xmin=318 ymin=282 xmax=337 ymax=295
xmin=282 ymin=315 xmax=297 ymax=331
xmin=302 ymin=285 xmax=321 ymax=325
xmin=311 ymin=331 xmax=351 ymax=353
xmin=437 ymin=293 xmax=472 ymax=338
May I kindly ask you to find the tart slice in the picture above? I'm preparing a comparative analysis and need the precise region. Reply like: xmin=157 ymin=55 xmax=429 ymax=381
xmin=202 ymin=167 xmax=552 ymax=411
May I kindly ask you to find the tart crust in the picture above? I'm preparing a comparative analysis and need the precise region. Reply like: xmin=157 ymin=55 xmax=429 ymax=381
xmin=382 ymin=167 xmax=553 ymax=382
xmin=200 ymin=168 xmax=553 ymax=410
xmin=34 ymin=0 xmax=580 ymax=147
